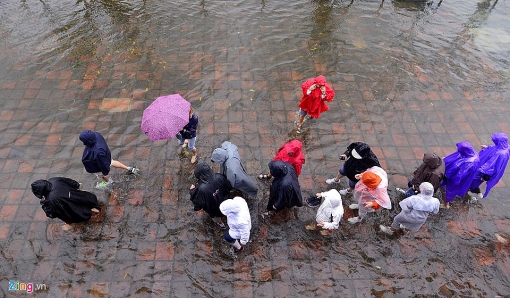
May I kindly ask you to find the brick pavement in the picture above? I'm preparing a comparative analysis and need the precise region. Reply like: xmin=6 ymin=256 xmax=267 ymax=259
xmin=0 ymin=1 xmax=510 ymax=297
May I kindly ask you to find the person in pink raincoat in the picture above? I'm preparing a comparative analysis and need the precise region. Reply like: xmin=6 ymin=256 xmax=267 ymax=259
xmin=296 ymin=75 xmax=334 ymax=133
xmin=347 ymin=166 xmax=392 ymax=224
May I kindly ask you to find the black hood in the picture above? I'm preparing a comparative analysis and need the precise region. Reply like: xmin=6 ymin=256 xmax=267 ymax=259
xmin=31 ymin=180 xmax=52 ymax=199
xmin=194 ymin=163 xmax=214 ymax=183
xmin=79 ymin=130 xmax=97 ymax=147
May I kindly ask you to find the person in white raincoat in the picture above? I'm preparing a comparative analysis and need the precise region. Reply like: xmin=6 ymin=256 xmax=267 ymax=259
xmin=380 ymin=182 xmax=440 ymax=235
xmin=347 ymin=166 xmax=392 ymax=224
xmin=315 ymin=189 xmax=344 ymax=233
xmin=219 ymin=196 xmax=252 ymax=253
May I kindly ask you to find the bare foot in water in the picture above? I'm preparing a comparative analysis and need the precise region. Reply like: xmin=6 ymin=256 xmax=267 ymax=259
xmin=62 ymin=224 xmax=71 ymax=231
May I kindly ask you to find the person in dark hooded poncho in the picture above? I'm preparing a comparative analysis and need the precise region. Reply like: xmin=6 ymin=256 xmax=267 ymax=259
xmin=31 ymin=177 xmax=100 ymax=230
xmin=397 ymin=152 xmax=445 ymax=198
xmin=264 ymin=160 xmax=303 ymax=216
xmin=326 ymin=142 xmax=380 ymax=195
xmin=467 ymin=132 xmax=510 ymax=202
xmin=190 ymin=163 xmax=233 ymax=228
xmin=442 ymin=142 xmax=480 ymax=208
xmin=211 ymin=141 xmax=258 ymax=198
xmin=79 ymin=130 xmax=139 ymax=189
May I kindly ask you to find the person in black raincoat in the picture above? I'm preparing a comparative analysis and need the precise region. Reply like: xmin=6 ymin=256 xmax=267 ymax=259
xmin=190 ymin=163 xmax=232 ymax=228
xmin=326 ymin=142 xmax=381 ymax=195
xmin=31 ymin=177 xmax=100 ymax=230
xmin=211 ymin=141 xmax=258 ymax=198
xmin=264 ymin=160 xmax=303 ymax=216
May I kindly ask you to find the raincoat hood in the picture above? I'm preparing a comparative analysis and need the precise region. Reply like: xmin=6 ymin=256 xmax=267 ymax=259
xmin=220 ymin=196 xmax=247 ymax=218
xmin=361 ymin=172 xmax=382 ymax=189
xmin=211 ymin=148 xmax=228 ymax=164
xmin=31 ymin=180 xmax=52 ymax=199
xmin=457 ymin=142 xmax=477 ymax=158
xmin=493 ymin=132 xmax=509 ymax=149
xmin=419 ymin=182 xmax=434 ymax=196
xmin=274 ymin=140 xmax=306 ymax=176
xmin=315 ymin=75 xmax=327 ymax=85
xmin=316 ymin=189 xmax=343 ymax=221
xmin=354 ymin=143 xmax=372 ymax=159
xmin=269 ymin=160 xmax=289 ymax=178
xmin=79 ymin=130 xmax=97 ymax=147
xmin=194 ymin=163 xmax=214 ymax=184
xmin=423 ymin=153 xmax=442 ymax=169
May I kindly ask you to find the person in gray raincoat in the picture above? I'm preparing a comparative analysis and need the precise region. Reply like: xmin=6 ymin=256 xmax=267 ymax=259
xmin=211 ymin=141 xmax=258 ymax=198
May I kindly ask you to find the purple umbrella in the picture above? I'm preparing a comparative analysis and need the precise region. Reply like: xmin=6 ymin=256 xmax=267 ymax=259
xmin=141 ymin=94 xmax=191 ymax=141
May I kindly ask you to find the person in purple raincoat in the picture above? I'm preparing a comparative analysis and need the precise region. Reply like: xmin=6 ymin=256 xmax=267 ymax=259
xmin=442 ymin=142 xmax=480 ymax=208
xmin=467 ymin=132 xmax=510 ymax=202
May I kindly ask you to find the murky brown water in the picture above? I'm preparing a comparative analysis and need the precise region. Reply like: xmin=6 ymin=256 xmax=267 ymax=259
xmin=1 ymin=0 xmax=509 ymax=297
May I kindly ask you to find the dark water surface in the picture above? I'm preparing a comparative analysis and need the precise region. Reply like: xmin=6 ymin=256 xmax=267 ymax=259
xmin=0 ymin=0 xmax=509 ymax=297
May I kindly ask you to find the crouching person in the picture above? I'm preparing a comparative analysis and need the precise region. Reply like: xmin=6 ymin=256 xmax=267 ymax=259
xmin=314 ymin=189 xmax=344 ymax=235
xmin=219 ymin=197 xmax=252 ymax=253
xmin=380 ymin=182 xmax=440 ymax=236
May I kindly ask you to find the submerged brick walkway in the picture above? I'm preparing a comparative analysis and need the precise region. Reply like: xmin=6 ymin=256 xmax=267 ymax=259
xmin=1 ymin=1 xmax=510 ymax=297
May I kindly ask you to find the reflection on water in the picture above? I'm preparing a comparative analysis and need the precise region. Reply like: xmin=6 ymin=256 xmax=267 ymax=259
xmin=0 ymin=0 xmax=509 ymax=296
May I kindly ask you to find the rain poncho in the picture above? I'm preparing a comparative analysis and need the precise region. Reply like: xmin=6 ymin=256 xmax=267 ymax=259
xmin=411 ymin=153 xmax=445 ymax=192
xmin=470 ymin=132 xmax=510 ymax=198
xmin=219 ymin=197 xmax=252 ymax=245
xmin=298 ymin=75 xmax=335 ymax=118
xmin=211 ymin=141 xmax=258 ymax=197
xmin=443 ymin=142 xmax=480 ymax=203
xmin=274 ymin=140 xmax=306 ymax=177
xmin=190 ymin=163 xmax=232 ymax=218
xmin=31 ymin=177 xmax=99 ymax=223
xmin=392 ymin=182 xmax=440 ymax=231
xmin=315 ymin=189 xmax=344 ymax=230
xmin=267 ymin=160 xmax=303 ymax=212
xmin=343 ymin=142 xmax=381 ymax=182
xmin=353 ymin=166 xmax=391 ymax=219
xmin=79 ymin=130 xmax=112 ymax=176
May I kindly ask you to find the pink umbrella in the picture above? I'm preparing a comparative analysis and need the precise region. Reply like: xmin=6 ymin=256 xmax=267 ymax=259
xmin=141 ymin=94 xmax=191 ymax=141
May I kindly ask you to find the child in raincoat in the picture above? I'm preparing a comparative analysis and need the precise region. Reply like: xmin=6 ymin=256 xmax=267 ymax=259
xmin=347 ymin=166 xmax=391 ymax=224
xmin=380 ymin=182 xmax=440 ymax=235
xmin=177 ymin=106 xmax=199 ymax=163
xmin=297 ymin=75 xmax=335 ymax=133
xmin=310 ymin=189 xmax=344 ymax=235
xmin=219 ymin=196 xmax=252 ymax=253
xmin=259 ymin=139 xmax=306 ymax=180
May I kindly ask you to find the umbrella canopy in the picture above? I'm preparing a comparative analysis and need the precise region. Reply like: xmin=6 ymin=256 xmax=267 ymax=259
xmin=141 ymin=94 xmax=191 ymax=141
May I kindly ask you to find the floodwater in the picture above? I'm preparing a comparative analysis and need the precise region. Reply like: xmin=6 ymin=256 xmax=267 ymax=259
xmin=0 ymin=0 xmax=509 ymax=297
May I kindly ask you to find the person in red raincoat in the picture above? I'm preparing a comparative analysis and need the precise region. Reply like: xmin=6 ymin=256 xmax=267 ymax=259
xmin=259 ymin=139 xmax=306 ymax=179
xmin=296 ymin=75 xmax=335 ymax=133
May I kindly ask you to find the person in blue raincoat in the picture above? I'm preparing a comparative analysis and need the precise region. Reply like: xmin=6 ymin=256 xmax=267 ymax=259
xmin=467 ymin=132 xmax=510 ymax=202
xmin=442 ymin=142 xmax=480 ymax=208
xmin=211 ymin=141 xmax=258 ymax=198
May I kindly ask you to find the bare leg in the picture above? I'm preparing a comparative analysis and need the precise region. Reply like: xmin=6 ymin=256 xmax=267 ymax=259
xmin=112 ymin=160 xmax=129 ymax=170
xmin=191 ymin=148 xmax=197 ymax=163
xmin=91 ymin=208 xmax=100 ymax=213
xmin=102 ymin=175 xmax=110 ymax=182
xmin=333 ymin=173 xmax=343 ymax=182
xmin=298 ymin=114 xmax=305 ymax=128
